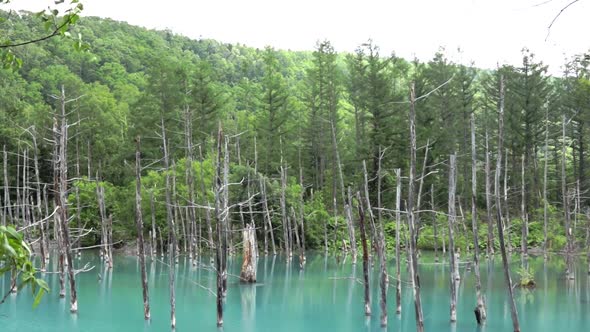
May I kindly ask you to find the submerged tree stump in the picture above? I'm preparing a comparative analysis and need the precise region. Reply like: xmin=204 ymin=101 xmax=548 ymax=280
xmin=240 ymin=223 xmax=258 ymax=283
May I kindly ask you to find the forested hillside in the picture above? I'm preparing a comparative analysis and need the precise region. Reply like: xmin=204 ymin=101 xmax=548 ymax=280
xmin=1 ymin=10 xmax=589 ymax=255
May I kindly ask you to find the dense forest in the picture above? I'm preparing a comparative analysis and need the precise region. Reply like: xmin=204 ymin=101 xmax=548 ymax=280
xmin=1 ymin=9 xmax=590 ymax=330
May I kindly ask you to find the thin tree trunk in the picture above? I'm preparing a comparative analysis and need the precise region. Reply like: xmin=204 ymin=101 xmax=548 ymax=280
xmin=15 ymin=148 xmax=21 ymax=229
xmin=199 ymin=146 xmax=214 ymax=250
xmin=431 ymin=184 xmax=438 ymax=262
xmin=448 ymin=153 xmax=459 ymax=323
xmin=521 ymin=154 xmax=528 ymax=257
xmin=57 ymin=85 xmax=78 ymax=313
xmin=563 ymin=115 xmax=574 ymax=280
xmin=74 ymin=117 xmax=81 ymax=253
xmin=30 ymin=129 xmax=47 ymax=271
xmin=107 ymin=214 xmax=113 ymax=269
xmin=291 ymin=207 xmax=301 ymax=261
xmin=280 ymin=163 xmax=290 ymax=257
xmin=3 ymin=146 xmax=11 ymax=225
xmin=395 ymin=169 xmax=402 ymax=314
xmin=134 ymin=137 xmax=150 ymax=320
xmin=298 ymin=150 xmax=306 ymax=267
xmin=161 ymin=117 xmax=176 ymax=328
xmin=331 ymin=120 xmax=357 ymax=262
xmin=504 ymin=150 xmax=512 ymax=253
xmin=408 ymin=82 xmax=425 ymax=332
xmin=96 ymin=176 xmax=109 ymax=265
xmin=221 ymin=133 xmax=230 ymax=295
xmin=572 ymin=178 xmax=582 ymax=249
xmin=42 ymin=184 xmax=50 ymax=262
xmin=416 ymin=139 xmax=430 ymax=239
xmin=356 ymin=192 xmax=371 ymax=316
xmin=52 ymin=117 xmax=65 ymax=299
xmin=260 ymin=175 xmax=276 ymax=255
xmin=362 ymin=161 xmax=378 ymax=255
xmin=87 ymin=140 xmax=92 ymax=179
xmin=495 ymin=77 xmax=521 ymax=332
xmin=214 ymin=125 xmax=228 ymax=326
xmin=184 ymin=104 xmax=197 ymax=261
xmin=21 ymin=149 xmax=29 ymax=245
xmin=150 ymin=191 xmax=157 ymax=259
xmin=586 ymin=210 xmax=590 ymax=274
xmin=171 ymin=161 xmax=182 ymax=261
xmin=485 ymin=130 xmax=494 ymax=256
xmin=471 ymin=114 xmax=487 ymax=323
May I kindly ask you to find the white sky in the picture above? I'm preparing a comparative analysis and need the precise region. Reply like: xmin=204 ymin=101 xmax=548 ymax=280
xmin=5 ymin=0 xmax=590 ymax=75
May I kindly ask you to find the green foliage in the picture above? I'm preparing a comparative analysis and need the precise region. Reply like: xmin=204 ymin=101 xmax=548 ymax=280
xmin=303 ymin=192 xmax=330 ymax=249
xmin=0 ymin=226 xmax=49 ymax=308
xmin=69 ymin=178 xmax=117 ymax=245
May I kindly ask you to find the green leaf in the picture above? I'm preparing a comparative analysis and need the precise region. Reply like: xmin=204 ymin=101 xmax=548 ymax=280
xmin=3 ymin=226 xmax=22 ymax=241
xmin=2 ymin=235 xmax=17 ymax=257
xmin=35 ymin=278 xmax=50 ymax=292
xmin=33 ymin=288 xmax=46 ymax=309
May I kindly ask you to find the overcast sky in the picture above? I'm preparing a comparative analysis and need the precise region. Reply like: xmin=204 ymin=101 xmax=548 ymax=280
xmin=5 ymin=0 xmax=589 ymax=75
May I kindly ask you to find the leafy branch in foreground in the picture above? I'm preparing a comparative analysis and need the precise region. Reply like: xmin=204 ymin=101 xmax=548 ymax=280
xmin=0 ymin=225 xmax=49 ymax=308
xmin=0 ymin=0 xmax=85 ymax=68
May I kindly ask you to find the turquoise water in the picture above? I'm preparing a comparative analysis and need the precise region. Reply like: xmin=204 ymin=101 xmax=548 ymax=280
xmin=1 ymin=251 xmax=589 ymax=331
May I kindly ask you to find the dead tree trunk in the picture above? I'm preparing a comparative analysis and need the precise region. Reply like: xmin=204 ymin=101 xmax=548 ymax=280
xmin=52 ymin=117 xmax=65 ymax=299
xmin=171 ymin=163 xmax=185 ymax=260
xmin=240 ymin=223 xmax=257 ymax=283
xmin=395 ymin=168 xmax=402 ymax=314
xmin=362 ymin=161 xmax=378 ymax=257
xmin=521 ymin=154 xmax=528 ymax=257
xmin=331 ymin=120 xmax=357 ymax=263
xmin=416 ymin=140 xmax=430 ymax=239
xmin=495 ymin=77 xmax=521 ymax=332
xmin=504 ymin=150 xmax=512 ymax=253
xmin=56 ymin=85 xmax=78 ymax=313
xmin=222 ymin=135 xmax=230 ymax=293
xmin=356 ymin=192 xmax=371 ymax=316
xmin=586 ymin=210 xmax=590 ymax=274
xmin=161 ymin=117 xmax=176 ymax=328
xmin=134 ymin=137 xmax=151 ymax=320
xmin=280 ymin=163 xmax=290 ymax=257
xmin=107 ymin=214 xmax=113 ymax=269
xmin=21 ymin=149 xmax=30 ymax=245
xmin=572 ymin=178 xmax=582 ymax=250
xmin=485 ymin=130 xmax=494 ymax=256
xmin=199 ymin=146 xmax=214 ymax=250
xmin=260 ymin=175 xmax=276 ymax=256
xmin=471 ymin=114 xmax=487 ymax=323
xmin=247 ymin=169 xmax=262 ymax=262
xmin=96 ymin=176 xmax=112 ymax=268
xmin=298 ymin=153 xmax=306 ymax=268
xmin=408 ymin=82 xmax=425 ymax=332
xmin=184 ymin=99 xmax=198 ymax=261
xmin=562 ymin=115 xmax=574 ymax=280
xmin=377 ymin=182 xmax=389 ymax=327
xmin=431 ymin=184 xmax=439 ymax=262
xmin=29 ymin=129 xmax=47 ymax=270
xmin=15 ymin=148 xmax=21 ymax=230
xmin=448 ymin=153 xmax=459 ymax=323
xmin=150 ymin=190 xmax=157 ymax=260
xmin=214 ymin=126 xmax=228 ymax=327
xmin=3 ymin=145 xmax=12 ymax=226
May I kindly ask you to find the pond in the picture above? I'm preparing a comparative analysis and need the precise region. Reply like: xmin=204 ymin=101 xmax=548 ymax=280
xmin=1 ymin=251 xmax=589 ymax=331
